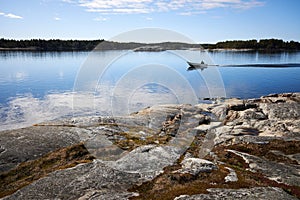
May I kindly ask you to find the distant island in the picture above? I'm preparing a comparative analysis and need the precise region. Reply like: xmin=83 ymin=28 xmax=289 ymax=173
xmin=0 ymin=38 xmax=299 ymax=51
xmin=204 ymin=39 xmax=300 ymax=51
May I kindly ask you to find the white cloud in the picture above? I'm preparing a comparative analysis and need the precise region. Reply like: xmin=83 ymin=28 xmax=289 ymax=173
xmin=54 ymin=17 xmax=61 ymax=21
xmin=87 ymin=8 xmax=152 ymax=14
xmin=233 ymin=0 xmax=265 ymax=9
xmin=63 ymin=0 xmax=265 ymax=15
xmin=94 ymin=16 xmax=108 ymax=21
xmin=0 ymin=12 xmax=23 ymax=19
xmin=62 ymin=0 xmax=76 ymax=3
xmin=179 ymin=10 xmax=207 ymax=15
xmin=199 ymin=0 xmax=264 ymax=10
xmin=179 ymin=12 xmax=192 ymax=16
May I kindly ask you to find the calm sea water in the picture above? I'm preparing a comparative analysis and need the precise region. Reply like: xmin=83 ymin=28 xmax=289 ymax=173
xmin=0 ymin=50 xmax=299 ymax=130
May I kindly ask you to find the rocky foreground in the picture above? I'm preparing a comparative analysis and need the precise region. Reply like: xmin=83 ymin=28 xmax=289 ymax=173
xmin=0 ymin=93 xmax=299 ymax=199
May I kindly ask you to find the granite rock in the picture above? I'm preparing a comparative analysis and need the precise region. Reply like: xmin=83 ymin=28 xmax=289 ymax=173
xmin=176 ymin=158 xmax=218 ymax=175
xmin=1 ymin=93 xmax=299 ymax=199
xmin=174 ymin=187 xmax=298 ymax=200
xmin=3 ymin=160 xmax=140 ymax=200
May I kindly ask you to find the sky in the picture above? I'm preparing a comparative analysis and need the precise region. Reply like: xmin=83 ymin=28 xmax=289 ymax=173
xmin=1 ymin=0 xmax=300 ymax=43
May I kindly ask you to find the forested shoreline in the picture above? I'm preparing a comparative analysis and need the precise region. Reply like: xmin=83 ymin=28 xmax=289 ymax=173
xmin=0 ymin=39 xmax=103 ymax=51
xmin=203 ymin=39 xmax=300 ymax=51
xmin=0 ymin=38 xmax=299 ymax=51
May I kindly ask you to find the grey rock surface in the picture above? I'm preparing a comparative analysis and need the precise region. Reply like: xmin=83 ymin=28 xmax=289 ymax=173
xmin=228 ymin=149 xmax=300 ymax=186
xmin=224 ymin=167 xmax=238 ymax=183
xmin=3 ymin=160 xmax=140 ymax=200
xmin=176 ymin=158 xmax=217 ymax=175
xmin=174 ymin=187 xmax=298 ymax=200
xmin=108 ymin=145 xmax=181 ymax=179
xmin=0 ymin=93 xmax=299 ymax=199
xmin=0 ymin=126 xmax=81 ymax=173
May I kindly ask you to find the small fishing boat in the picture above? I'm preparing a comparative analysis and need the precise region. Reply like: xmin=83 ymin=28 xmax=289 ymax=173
xmin=187 ymin=61 xmax=218 ymax=71
xmin=187 ymin=61 xmax=208 ymax=71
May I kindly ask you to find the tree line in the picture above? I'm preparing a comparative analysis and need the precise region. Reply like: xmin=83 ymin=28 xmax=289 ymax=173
xmin=203 ymin=39 xmax=300 ymax=51
xmin=0 ymin=38 xmax=104 ymax=51
xmin=0 ymin=38 xmax=299 ymax=51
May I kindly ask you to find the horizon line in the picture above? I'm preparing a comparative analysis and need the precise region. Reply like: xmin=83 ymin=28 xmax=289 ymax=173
xmin=1 ymin=37 xmax=300 ymax=44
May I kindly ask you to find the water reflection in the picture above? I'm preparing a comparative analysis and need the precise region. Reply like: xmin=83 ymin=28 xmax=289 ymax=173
xmin=0 ymin=51 xmax=88 ymax=105
xmin=209 ymin=50 xmax=300 ymax=65
xmin=74 ymin=49 xmax=225 ymax=117
xmin=0 ymin=50 xmax=299 ymax=131
xmin=0 ymin=92 xmax=100 ymax=131
xmin=0 ymin=51 xmax=88 ymax=60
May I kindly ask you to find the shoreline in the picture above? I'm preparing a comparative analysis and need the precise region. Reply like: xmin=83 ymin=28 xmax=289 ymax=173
xmin=1 ymin=39 xmax=300 ymax=52
xmin=1 ymin=47 xmax=300 ymax=52
xmin=0 ymin=92 xmax=299 ymax=199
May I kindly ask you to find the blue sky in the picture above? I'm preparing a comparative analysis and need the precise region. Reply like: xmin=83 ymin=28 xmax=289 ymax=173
xmin=1 ymin=0 xmax=300 ymax=43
